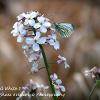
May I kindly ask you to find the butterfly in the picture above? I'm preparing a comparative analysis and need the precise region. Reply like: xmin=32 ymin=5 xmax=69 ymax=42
xmin=54 ymin=23 xmax=74 ymax=38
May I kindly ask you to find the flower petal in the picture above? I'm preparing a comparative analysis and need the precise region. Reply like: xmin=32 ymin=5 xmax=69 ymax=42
xmin=56 ymin=79 xmax=62 ymax=85
xmin=34 ymin=31 xmax=41 ymax=40
xmin=50 ymin=73 xmax=58 ymax=81
xmin=37 ymin=16 xmax=45 ymax=23
xmin=53 ymin=41 xmax=60 ymax=50
xmin=25 ymin=37 xmax=34 ymax=44
xmin=28 ymin=19 xmax=35 ymax=26
xmin=59 ymin=85 xmax=66 ymax=92
xmin=43 ymin=21 xmax=51 ymax=27
xmin=31 ymin=62 xmax=38 ymax=72
xmin=34 ymin=23 xmax=41 ymax=29
xmin=32 ymin=43 xmax=40 ymax=51
xmin=37 ymin=37 xmax=46 ymax=44
xmin=17 ymin=35 xmax=23 ymax=43
xmin=40 ymin=26 xmax=47 ymax=33
xmin=55 ymin=90 xmax=61 ymax=97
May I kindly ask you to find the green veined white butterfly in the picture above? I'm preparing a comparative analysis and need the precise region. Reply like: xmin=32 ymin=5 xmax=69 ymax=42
xmin=54 ymin=23 xmax=74 ymax=38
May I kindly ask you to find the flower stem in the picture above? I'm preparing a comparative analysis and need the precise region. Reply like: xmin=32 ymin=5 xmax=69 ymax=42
xmin=88 ymin=83 xmax=97 ymax=100
xmin=39 ymin=44 xmax=57 ymax=100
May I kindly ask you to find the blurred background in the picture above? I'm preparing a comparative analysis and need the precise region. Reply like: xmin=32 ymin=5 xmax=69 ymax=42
xmin=0 ymin=0 xmax=100 ymax=100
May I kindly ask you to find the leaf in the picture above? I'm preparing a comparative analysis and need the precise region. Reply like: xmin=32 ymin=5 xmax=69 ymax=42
xmin=54 ymin=23 xmax=74 ymax=38
xmin=96 ymin=80 xmax=100 ymax=88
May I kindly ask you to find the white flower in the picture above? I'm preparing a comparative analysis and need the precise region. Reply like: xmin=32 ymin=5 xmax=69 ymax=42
xmin=17 ymin=13 xmax=26 ymax=21
xmin=55 ymin=79 xmax=62 ymax=85
xmin=31 ymin=62 xmax=38 ymax=72
xmin=43 ymin=21 xmax=51 ymax=28
xmin=39 ymin=21 xmax=51 ymax=33
xmin=37 ymin=16 xmax=45 ymax=23
xmin=34 ymin=23 xmax=41 ymax=29
xmin=34 ymin=31 xmax=41 ymax=40
xmin=50 ymin=73 xmax=58 ymax=81
xmin=37 ymin=37 xmax=46 ymax=44
xmin=50 ymin=73 xmax=66 ymax=97
xmin=11 ymin=29 xmax=19 ymax=37
xmin=29 ymin=11 xmax=39 ymax=19
xmin=24 ymin=19 xmax=35 ymax=26
xmin=40 ymin=26 xmax=47 ymax=33
xmin=37 ymin=16 xmax=51 ymax=33
xmin=47 ymin=34 xmax=60 ymax=50
xmin=11 ymin=11 xmax=62 ymax=76
xmin=28 ymin=51 xmax=41 ymax=62
xmin=32 ymin=42 xmax=40 ymax=51
xmin=18 ymin=23 xmax=26 ymax=35
xmin=25 ymin=37 xmax=34 ymax=44
xmin=17 ymin=35 xmax=23 ymax=43
xmin=11 ymin=22 xmax=26 ymax=36
xmin=59 ymin=85 xmax=66 ymax=92
xmin=22 ymin=45 xmax=28 ymax=50
xmin=57 ymin=55 xmax=70 ymax=69
xmin=17 ymin=79 xmax=49 ymax=100
xmin=53 ymin=40 xmax=60 ymax=50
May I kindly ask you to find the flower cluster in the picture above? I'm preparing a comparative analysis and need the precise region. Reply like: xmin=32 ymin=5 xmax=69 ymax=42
xmin=11 ymin=11 xmax=60 ymax=73
xmin=50 ymin=73 xmax=66 ymax=96
xmin=85 ymin=67 xmax=100 ymax=80
xmin=57 ymin=55 xmax=70 ymax=69
xmin=17 ymin=79 xmax=49 ymax=100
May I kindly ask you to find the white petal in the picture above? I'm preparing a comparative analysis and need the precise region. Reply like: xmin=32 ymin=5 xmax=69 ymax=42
xmin=57 ymin=59 xmax=62 ymax=64
xmin=37 ymin=16 xmax=45 ymax=23
xmin=50 ymin=73 xmax=58 ymax=81
xmin=17 ymin=35 xmax=23 ymax=43
xmin=17 ymin=13 xmax=25 ymax=21
xmin=32 ymin=43 xmax=40 ymax=51
xmin=18 ymin=24 xmax=26 ymax=35
xmin=51 ymin=34 xmax=56 ymax=40
xmin=31 ymin=63 xmax=38 ymax=72
xmin=58 ymin=55 xmax=66 ymax=61
xmin=25 ymin=37 xmax=34 ymax=44
xmin=22 ymin=45 xmax=28 ymax=49
xmin=11 ymin=29 xmax=19 ymax=37
xmin=43 ymin=21 xmax=51 ymax=27
xmin=30 ymin=11 xmax=39 ymax=19
xmin=37 ymin=37 xmax=46 ymax=44
xmin=34 ymin=31 xmax=41 ymax=40
xmin=55 ymin=90 xmax=61 ymax=97
xmin=56 ymin=79 xmax=62 ymax=85
xmin=28 ymin=19 xmax=35 ymax=26
xmin=64 ymin=62 xmax=70 ymax=69
xmin=60 ymin=86 xmax=66 ymax=92
xmin=48 ymin=39 xmax=55 ymax=46
xmin=20 ymin=29 xmax=26 ymax=35
xmin=34 ymin=23 xmax=41 ymax=29
xmin=40 ymin=26 xmax=47 ymax=33
xmin=24 ymin=19 xmax=29 ymax=25
xmin=54 ymin=41 xmax=60 ymax=50
xmin=13 ymin=22 xmax=18 ymax=28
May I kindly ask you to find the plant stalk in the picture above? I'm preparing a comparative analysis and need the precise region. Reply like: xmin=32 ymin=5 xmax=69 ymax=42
xmin=88 ymin=83 xmax=97 ymax=100
xmin=39 ymin=44 xmax=57 ymax=100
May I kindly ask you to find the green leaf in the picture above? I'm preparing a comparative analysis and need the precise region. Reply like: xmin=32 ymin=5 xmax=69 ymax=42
xmin=54 ymin=23 xmax=74 ymax=38
xmin=96 ymin=80 xmax=100 ymax=88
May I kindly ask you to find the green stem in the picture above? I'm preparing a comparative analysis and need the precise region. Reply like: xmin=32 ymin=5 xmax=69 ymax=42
xmin=39 ymin=44 xmax=57 ymax=100
xmin=88 ymin=83 xmax=97 ymax=100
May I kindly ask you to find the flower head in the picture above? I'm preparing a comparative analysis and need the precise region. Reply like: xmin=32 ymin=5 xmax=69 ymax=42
xmin=11 ymin=11 xmax=61 ymax=73
xmin=57 ymin=55 xmax=70 ymax=69
xmin=17 ymin=79 xmax=49 ymax=100
xmin=50 ymin=73 xmax=66 ymax=97
xmin=84 ymin=67 xmax=100 ymax=80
